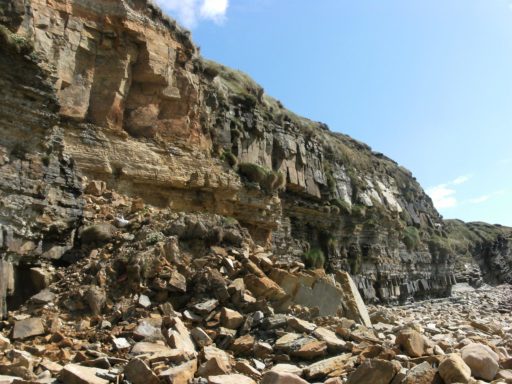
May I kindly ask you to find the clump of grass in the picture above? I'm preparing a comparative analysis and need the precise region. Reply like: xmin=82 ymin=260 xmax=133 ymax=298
xmin=330 ymin=199 xmax=351 ymax=215
xmin=0 ymin=24 xmax=33 ymax=55
xmin=302 ymin=248 xmax=325 ymax=269
xmin=238 ymin=162 xmax=285 ymax=194
xmin=403 ymin=226 xmax=421 ymax=251
xmin=221 ymin=149 xmax=238 ymax=168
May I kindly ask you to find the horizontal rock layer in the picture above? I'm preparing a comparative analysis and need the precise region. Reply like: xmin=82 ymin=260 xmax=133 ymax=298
xmin=0 ymin=0 xmax=467 ymax=306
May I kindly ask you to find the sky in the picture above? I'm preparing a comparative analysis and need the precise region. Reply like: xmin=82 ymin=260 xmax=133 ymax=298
xmin=156 ymin=0 xmax=512 ymax=226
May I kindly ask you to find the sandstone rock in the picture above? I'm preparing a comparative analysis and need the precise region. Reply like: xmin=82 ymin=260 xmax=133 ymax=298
xmin=287 ymin=317 xmax=317 ymax=333
xmin=221 ymin=307 xmax=244 ymax=329
xmin=59 ymin=364 xmax=109 ymax=384
xmin=208 ymin=374 xmax=256 ymax=384
xmin=30 ymin=289 xmax=56 ymax=305
xmin=234 ymin=361 xmax=261 ymax=378
xmin=124 ymin=358 xmax=159 ymax=384
xmin=395 ymin=328 xmax=427 ymax=357
xmin=261 ymin=371 xmax=309 ymax=384
xmin=130 ymin=342 xmax=173 ymax=355
xmin=193 ymin=299 xmax=219 ymax=316
xmin=162 ymin=317 xmax=197 ymax=358
xmin=191 ymin=327 xmax=213 ymax=347
xmin=169 ymin=271 xmax=187 ymax=293
xmin=270 ymin=364 xmax=303 ymax=376
xmin=497 ymin=369 xmax=512 ymax=381
xmin=438 ymin=354 xmax=471 ymax=384
xmin=346 ymin=359 xmax=400 ymax=384
xmin=461 ymin=343 xmax=499 ymax=381
xmin=197 ymin=356 xmax=231 ymax=377
xmin=304 ymin=353 xmax=352 ymax=380
xmin=336 ymin=271 xmax=372 ymax=327
xmin=402 ymin=361 xmax=439 ymax=384
xmin=313 ymin=327 xmax=347 ymax=352
xmin=159 ymin=359 xmax=197 ymax=384
xmin=12 ymin=318 xmax=45 ymax=340
xmin=291 ymin=339 xmax=327 ymax=360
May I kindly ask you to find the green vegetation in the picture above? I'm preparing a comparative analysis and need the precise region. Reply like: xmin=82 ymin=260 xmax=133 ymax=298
xmin=145 ymin=231 xmax=165 ymax=245
xmin=302 ymin=248 xmax=325 ymax=269
xmin=220 ymin=150 xmax=238 ymax=168
xmin=200 ymin=59 xmax=263 ymax=108
xmin=238 ymin=162 xmax=285 ymax=194
xmin=0 ymin=24 xmax=33 ymax=55
xmin=428 ymin=235 xmax=453 ymax=257
xmin=403 ymin=226 xmax=421 ymax=251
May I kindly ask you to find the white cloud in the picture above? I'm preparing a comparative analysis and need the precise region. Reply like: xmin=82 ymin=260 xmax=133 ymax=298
xmin=452 ymin=175 xmax=471 ymax=185
xmin=427 ymin=174 xmax=472 ymax=210
xmin=200 ymin=0 xmax=228 ymax=22
xmin=155 ymin=0 xmax=229 ymax=28
xmin=427 ymin=185 xmax=458 ymax=209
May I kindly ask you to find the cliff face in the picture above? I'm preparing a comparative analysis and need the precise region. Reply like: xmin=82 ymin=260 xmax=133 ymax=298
xmin=445 ymin=220 xmax=512 ymax=286
xmin=1 ymin=0 xmax=456 ymax=309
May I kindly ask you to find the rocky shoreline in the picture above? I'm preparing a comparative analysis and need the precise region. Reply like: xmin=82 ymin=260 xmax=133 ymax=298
xmin=0 ymin=217 xmax=511 ymax=384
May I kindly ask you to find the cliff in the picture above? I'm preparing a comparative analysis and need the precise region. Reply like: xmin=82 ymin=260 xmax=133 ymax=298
xmin=0 ymin=0 xmax=458 ymax=313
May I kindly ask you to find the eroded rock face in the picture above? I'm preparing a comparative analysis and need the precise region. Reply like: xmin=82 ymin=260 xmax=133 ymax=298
xmin=0 ymin=0 xmax=458 ymax=305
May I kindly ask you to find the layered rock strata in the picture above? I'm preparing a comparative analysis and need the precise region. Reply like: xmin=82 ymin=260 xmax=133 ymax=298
xmin=0 ymin=0 xmax=457 ymax=308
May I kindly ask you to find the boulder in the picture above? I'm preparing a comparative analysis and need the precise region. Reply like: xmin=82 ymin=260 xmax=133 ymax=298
xmin=12 ymin=318 xmax=45 ymax=340
xmin=346 ymin=359 xmax=401 ymax=384
xmin=59 ymin=364 xmax=109 ymax=384
xmin=401 ymin=361 xmax=439 ymax=384
xmin=438 ymin=354 xmax=471 ymax=384
xmin=261 ymin=371 xmax=309 ymax=384
xmin=336 ymin=271 xmax=372 ymax=327
xmin=395 ymin=328 xmax=427 ymax=357
xmin=304 ymin=353 xmax=352 ymax=380
xmin=221 ymin=307 xmax=244 ymax=329
xmin=461 ymin=343 xmax=499 ymax=381
xmin=124 ymin=358 xmax=159 ymax=384
xmin=159 ymin=359 xmax=198 ymax=384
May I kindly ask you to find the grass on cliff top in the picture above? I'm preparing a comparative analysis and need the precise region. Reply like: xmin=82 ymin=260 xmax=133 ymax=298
xmin=445 ymin=219 xmax=512 ymax=249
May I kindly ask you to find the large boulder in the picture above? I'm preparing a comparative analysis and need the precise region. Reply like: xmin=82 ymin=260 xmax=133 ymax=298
xmin=461 ymin=343 xmax=499 ymax=381
xmin=395 ymin=328 xmax=427 ymax=357
xmin=438 ymin=354 xmax=471 ymax=384
xmin=346 ymin=359 xmax=400 ymax=384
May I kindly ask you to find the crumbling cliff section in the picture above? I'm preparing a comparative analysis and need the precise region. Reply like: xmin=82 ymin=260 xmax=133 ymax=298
xmin=1 ymin=0 xmax=456 ymax=306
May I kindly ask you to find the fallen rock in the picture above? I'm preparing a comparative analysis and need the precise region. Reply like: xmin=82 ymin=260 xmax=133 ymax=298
xmin=124 ymin=358 xmax=159 ymax=384
xmin=303 ymin=353 xmax=352 ymax=380
xmin=261 ymin=371 xmax=309 ymax=384
xmin=461 ymin=343 xmax=499 ymax=381
xmin=59 ymin=364 xmax=109 ymax=384
xmin=221 ymin=307 xmax=244 ymax=329
xmin=395 ymin=328 xmax=427 ymax=358
xmin=159 ymin=359 xmax=197 ymax=384
xmin=12 ymin=318 xmax=45 ymax=340
xmin=438 ymin=354 xmax=471 ymax=384
xmin=208 ymin=373 xmax=256 ymax=384
xmin=346 ymin=359 xmax=400 ymax=384
xmin=401 ymin=361 xmax=439 ymax=384
xmin=336 ymin=271 xmax=372 ymax=327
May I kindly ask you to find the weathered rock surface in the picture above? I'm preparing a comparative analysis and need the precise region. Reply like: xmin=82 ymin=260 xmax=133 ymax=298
xmin=0 ymin=0 xmax=462 ymax=309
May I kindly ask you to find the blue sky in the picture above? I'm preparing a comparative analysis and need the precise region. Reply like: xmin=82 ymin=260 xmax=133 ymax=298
xmin=157 ymin=0 xmax=512 ymax=226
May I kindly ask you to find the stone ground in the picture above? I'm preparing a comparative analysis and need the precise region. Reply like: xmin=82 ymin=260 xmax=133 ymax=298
xmin=0 ymin=207 xmax=511 ymax=384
